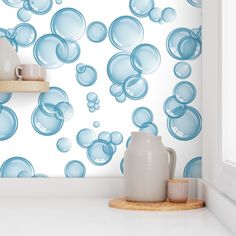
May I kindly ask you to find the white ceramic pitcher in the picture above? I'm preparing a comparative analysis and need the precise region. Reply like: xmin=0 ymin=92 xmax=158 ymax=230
xmin=124 ymin=132 xmax=176 ymax=202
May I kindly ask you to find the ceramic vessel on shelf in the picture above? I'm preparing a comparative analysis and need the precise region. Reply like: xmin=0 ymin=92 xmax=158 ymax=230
xmin=124 ymin=132 xmax=176 ymax=202
xmin=0 ymin=38 xmax=21 ymax=81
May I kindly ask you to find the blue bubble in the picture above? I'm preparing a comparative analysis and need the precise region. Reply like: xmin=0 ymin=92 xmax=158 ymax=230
xmin=161 ymin=7 xmax=176 ymax=23
xmin=87 ymin=102 xmax=95 ymax=109
xmin=111 ymin=131 xmax=123 ymax=145
xmin=76 ymin=63 xmax=86 ymax=73
xmin=0 ymin=157 xmax=34 ymax=178
xmin=87 ymin=140 xmax=113 ymax=166
xmin=110 ymin=84 xmax=123 ymax=97
xmin=28 ymin=0 xmax=53 ymax=15
xmin=183 ymin=156 xmax=202 ymax=178
xmin=120 ymin=158 xmax=124 ymax=175
xmin=76 ymin=128 xmax=96 ymax=148
xmin=6 ymin=28 xmax=16 ymax=40
xmin=33 ymin=173 xmax=48 ymax=178
xmin=98 ymin=131 xmax=111 ymax=142
xmin=86 ymin=92 xmax=98 ymax=102
xmin=115 ymin=92 xmax=126 ymax=103
xmin=173 ymin=81 xmax=196 ymax=104
xmin=149 ymin=7 xmax=162 ymax=22
xmin=0 ymin=93 xmax=12 ymax=104
xmin=23 ymin=0 xmax=30 ymax=10
xmin=123 ymin=74 xmax=148 ymax=100
xmin=38 ymin=87 xmax=69 ymax=116
xmin=174 ymin=62 xmax=191 ymax=79
xmin=94 ymin=104 xmax=100 ymax=110
xmin=191 ymin=28 xmax=201 ymax=39
xmin=0 ymin=105 xmax=18 ymax=141
xmin=129 ymin=0 xmax=155 ymax=17
xmin=3 ymin=0 xmax=23 ymax=8
xmin=89 ymin=108 xmax=95 ymax=113
xmin=107 ymin=52 xmax=137 ymax=85
xmin=140 ymin=122 xmax=158 ymax=135
xmin=51 ymin=8 xmax=86 ymax=41
xmin=55 ymin=102 xmax=74 ymax=121
xmin=17 ymin=7 xmax=32 ymax=22
xmin=31 ymin=106 xmax=63 ymax=136
xmin=55 ymin=0 xmax=62 ymax=4
xmin=0 ymin=28 xmax=6 ymax=38
xmin=65 ymin=160 xmax=86 ymax=178
xmin=56 ymin=40 xmax=80 ymax=63
xmin=109 ymin=16 xmax=144 ymax=51
xmin=131 ymin=43 xmax=161 ymax=74
xmin=166 ymin=27 xmax=201 ymax=60
xmin=86 ymin=21 xmax=107 ymax=43
xmin=167 ymin=106 xmax=201 ymax=141
xmin=93 ymin=121 xmax=100 ymax=128
xmin=126 ymin=136 xmax=132 ymax=147
xmin=187 ymin=0 xmax=202 ymax=8
xmin=14 ymin=23 xmax=36 ymax=47
xmin=163 ymin=96 xmax=186 ymax=118
xmin=57 ymin=137 xmax=72 ymax=152
xmin=132 ymin=107 xmax=153 ymax=127
xmin=33 ymin=34 xmax=68 ymax=69
xmin=76 ymin=65 xmax=97 ymax=87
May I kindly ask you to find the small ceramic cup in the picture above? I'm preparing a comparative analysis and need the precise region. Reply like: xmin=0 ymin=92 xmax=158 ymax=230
xmin=15 ymin=64 xmax=46 ymax=81
xmin=167 ymin=179 xmax=189 ymax=203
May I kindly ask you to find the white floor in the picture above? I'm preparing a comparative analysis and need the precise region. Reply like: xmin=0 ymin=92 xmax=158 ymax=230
xmin=0 ymin=198 xmax=232 ymax=236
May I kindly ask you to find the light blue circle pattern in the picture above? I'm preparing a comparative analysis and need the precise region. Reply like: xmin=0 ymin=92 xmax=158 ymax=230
xmin=28 ymin=0 xmax=53 ymax=15
xmin=110 ymin=131 xmax=123 ymax=145
xmin=161 ymin=8 xmax=176 ymax=23
xmin=183 ymin=156 xmax=202 ymax=177
xmin=174 ymin=62 xmax=192 ymax=79
xmin=93 ymin=121 xmax=100 ymax=128
xmin=86 ymin=21 xmax=107 ymax=43
xmin=3 ymin=0 xmax=23 ymax=8
xmin=129 ymin=0 xmax=155 ymax=18
xmin=187 ymin=0 xmax=202 ymax=8
xmin=65 ymin=160 xmax=86 ymax=177
xmin=76 ymin=65 xmax=97 ymax=87
xmin=0 ymin=93 xmax=12 ymax=104
xmin=57 ymin=137 xmax=72 ymax=152
xmin=86 ymin=92 xmax=100 ymax=112
xmin=163 ymin=96 xmax=186 ymax=118
xmin=76 ymin=128 xmax=97 ymax=148
xmin=132 ymin=107 xmax=153 ymax=127
xmin=149 ymin=7 xmax=162 ymax=22
xmin=17 ymin=7 xmax=32 ymax=22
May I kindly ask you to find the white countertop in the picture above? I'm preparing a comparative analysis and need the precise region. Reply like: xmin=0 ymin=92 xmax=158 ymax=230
xmin=0 ymin=198 xmax=232 ymax=236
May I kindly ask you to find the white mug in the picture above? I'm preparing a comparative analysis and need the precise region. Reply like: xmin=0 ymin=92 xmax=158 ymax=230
xmin=15 ymin=64 xmax=46 ymax=81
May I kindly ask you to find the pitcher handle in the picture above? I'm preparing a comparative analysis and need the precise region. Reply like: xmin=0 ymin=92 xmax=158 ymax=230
xmin=166 ymin=147 xmax=176 ymax=179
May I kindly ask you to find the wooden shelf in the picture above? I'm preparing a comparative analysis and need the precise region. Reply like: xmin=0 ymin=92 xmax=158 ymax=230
xmin=0 ymin=80 xmax=49 ymax=93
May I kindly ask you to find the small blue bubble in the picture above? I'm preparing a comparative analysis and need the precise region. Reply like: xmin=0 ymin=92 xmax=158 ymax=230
xmin=94 ymin=104 xmax=100 ymax=110
xmin=65 ymin=160 xmax=86 ymax=178
xmin=126 ymin=136 xmax=132 ymax=147
xmin=110 ymin=131 xmax=123 ymax=145
xmin=87 ymin=140 xmax=113 ymax=166
xmin=0 ymin=157 xmax=34 ymax=178
xmin=23 ymin=0 xmax=30 ymax=10
xmin=167 ymin=106 xmax=201 ymax=141
xmin=115 ymin=92 xmax=126 ymax=103
xmin=161 ymin=7 xmax=176 ymax=23
xmin=31 ymin=106 xmax=63 ymax=136
xmin=129 ymin=0 xmax=155 ymax=18
xmin=17 ymin=7 xmax=32 ymax=22
xmin=140 ymin=122 xmax=158 ymax=135
xmin=0 ymin=105 xmax=18 ymax=141
xmin=57 ymin=137 xmax=72 ymax=152
xmin=123 ymin=74 xmax=148 ymax=100
xmin=173 ymin=81 xmax=196 ymax=104
xmin=55 ymin=102 xmax=74 ymax=121
xmin=33 ymin=173 xmax=48 ymax=178
xmin=107 ymin=52 xmax=137 ymax=85
xmin=178 ymin=36 xmax=197 ymax=60
xmin=51 ymin=8 xmax=86 ymax=41
xmin=33 ymin=34 xmax=68 ymax=69
xmin=131 ymin=43 xmax=161 ymax=74
xmin=76 ymin=128 xmax=96 ymax=148
xmin=187 ymin=0 xmax=202 ymax=8
xmin=76 ymin=65 xmax=97 ymax=87
xmin=86 ymin=92 xmax=98 ymax=103
xmin=86 ymin=21 xmax=107 ymax=43
xmin=120 ymin=158 xmax=124 ymax=175
xmin=6 ymin=28 xmax=16 ymax=39
xmin=28 ymin=0 xmax=53 ymax=15
xmin=149 ymin=7 xmax=162 ymax=22
xmin=93 ymin=121 xmax=100 ymax=128
xmin=0 ymin=93 xmax=12 ymax=104
xmin=132 ymin=107 xmax=153 ymax=127
xmin=76 ymin=63 xmax=86 ymax=73
xmin=191 ymin=28 xmax=201 ymax=39
xmin=56 ymin=40 xmax=80 ymax=63
xmin=163 ymin=96 xmax=186 ymax=118
xmin=110 ymin=84 xmax=123 ymax=97
xmin=55 ymin=0 xmax=62 ymax=4
xmin=111 ymin=143 xmax=117 ymax=154
xmin=174 ymin=62 xmax=191 ymax=79
xmin=98 ymin=131 xmax=111 ymax=142
xmin=87 ymin=102 xmax=95 ymax=109
xmin=183 ymin=156 xmax=202 ymax=178
xmin=109 ymin=15 xmax=144 ymax=51
xmin=89 ymin=108 xmax=95 ymax=113
xmin=95 ymin=99 xmax=100 ymax=104
xmin=3 ymin=0 xmax=23 ymax=8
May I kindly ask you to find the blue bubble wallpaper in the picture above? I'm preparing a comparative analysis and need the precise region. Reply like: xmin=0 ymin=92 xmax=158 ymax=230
xmin=0 ymin=0 xmax=202 ymax=178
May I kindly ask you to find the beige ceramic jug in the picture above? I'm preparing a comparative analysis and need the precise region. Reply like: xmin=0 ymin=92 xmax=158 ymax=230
xmin=0 ymin=38 xmax=21 ymax=80
xmin=124 ymin=132 xmax=176 ymax=202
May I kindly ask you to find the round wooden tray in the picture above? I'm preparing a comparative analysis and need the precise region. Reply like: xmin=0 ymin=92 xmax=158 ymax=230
xmin=109 ymin=198 xmax=205 ymax=211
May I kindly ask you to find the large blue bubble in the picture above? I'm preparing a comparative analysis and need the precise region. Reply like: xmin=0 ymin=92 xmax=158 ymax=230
xmin=14 ymin=23 xmax=37 ymax=47
xmin=76 ymin=65 xmax=97 ymax=87
xmin=31 ymin=106 xmax=64 ymax=136
xmin=64 ymin=160 xmax=86 ymax=177
xmin=187 ymin=0 xmax=202 ymax=8
xmin=17 ymin=7 xmax=32 ymax=22
xmin=132 ymin=107 xmax=153 ymax=127
xmin=3 ymin=0 xmax=23 ymax=8
xmin=27 ymin=0 xmax=53 ymax=15
xmin=140 ymin=122 xmax=158 ymax=135
xmin=148 ymin=7 xmax=162 ymax=22
xmin=174 ymin=62 xmax=191 ymax=79
xmin=0 ymin=93 xmax=12 ymax=104
xmin=34 ymin=34 xmax=68 ymax=69
xmin=51 ymin=8 xmax=86 ymax=41
xmin=123 ymin=74 xmax=148 ymax=100
xmin=109 ymin=16 xmax=144 ymax=51
xmin=161 ymin=7 xmax=176 ymax=23
xmin=76 ymin=128 xmax=97 ymax=148
xmin=129 ymin=0 xmax=155 ymax=17
xmin=183 ymin=156 xmax=202 ymax=178
xmin=110 ymin=131 xmax=123 ymax=145
xmin=87 ymin=140 xmax=113 ymax=166
xmin=167 ymin=106 xmax=201 ymax=141
xmin=131 ymin=43 xmax=161 ymax=74
xmin=107 ymin=52 xmax=137 ymax=85
xmin=173 ymin=81 xmax=196 ymax=104
xmin=57 ymin=137 xmax=72 ymax=152
xmin=0 ymin=105 xmax=18 ymax=141
xmin=86 ymin=21 xmax=107 ymax=43
xmin=0 ymin=157 xmax=34 ymax=178
xmin=163 ymin=96 xmax=186 ymax=118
